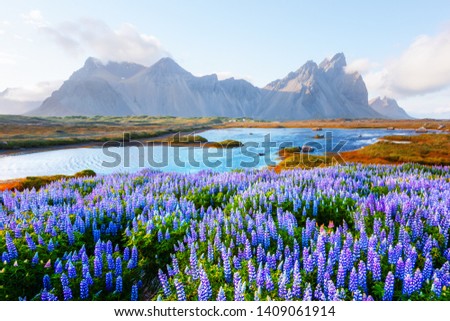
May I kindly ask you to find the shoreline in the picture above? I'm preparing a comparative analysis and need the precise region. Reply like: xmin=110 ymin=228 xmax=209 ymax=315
xmin=0 ymin=129 xmax=209 ymax=158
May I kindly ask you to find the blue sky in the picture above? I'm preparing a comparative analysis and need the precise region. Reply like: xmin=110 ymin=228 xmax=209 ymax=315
xmin=1 ymin=0 xmax=450 ymax=118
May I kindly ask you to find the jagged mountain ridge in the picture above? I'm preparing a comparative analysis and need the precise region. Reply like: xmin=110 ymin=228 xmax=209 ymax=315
xmin=29 ymin=53 xmax=409 ymax=119
xmin=369 ymin=96 xmax=412 ymax=119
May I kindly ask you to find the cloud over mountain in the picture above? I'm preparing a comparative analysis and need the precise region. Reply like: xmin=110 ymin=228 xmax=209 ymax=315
xmin=27 ymin=10 xmax=169 ymax=66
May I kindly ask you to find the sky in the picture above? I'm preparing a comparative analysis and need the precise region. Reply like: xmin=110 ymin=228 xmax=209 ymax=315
xmin=1 ymin=0 xmax=450 ymax=118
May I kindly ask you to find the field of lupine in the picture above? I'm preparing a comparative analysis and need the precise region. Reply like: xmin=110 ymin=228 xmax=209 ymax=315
xmin=1 ymin=164 xmax=449 ymax=301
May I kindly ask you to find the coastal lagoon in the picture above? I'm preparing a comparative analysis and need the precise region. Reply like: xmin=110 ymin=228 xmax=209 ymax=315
xmin=0 ymin=128 xmax=417 ymax=180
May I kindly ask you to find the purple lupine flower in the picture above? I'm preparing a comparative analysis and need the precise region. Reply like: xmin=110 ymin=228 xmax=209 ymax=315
xmin=131 ymin=284 xmax=138 ymax=301
xmin=317 ymin=253 xmax=326 ymax=285
xmin=131 ymin=246 xmax=138 ymax=263
xmin=256 ymin=244 xmax=265 ymax=264
xmin=43 ymin=274 xmax=51 ymax=290
xmin=216 ymin=287 xmax=226 ymax=301
xmin=207 ymin=242 xmax=214 ymax=262
xmin=106 ymin=272 xmax=113 ymax=292
xmin=80 ymin=279 xmax=89 ymax=299
xmin=81 ymin=252 xmax=89 ymax=265
xmin=171 ymin=255 xmax=180 ymax=275
xmin=248 ymin=260 xmax=256 ymax=284
xmin=314 ymin=284 xmax=325 ymax=301
xmin=55 ymin=261 xmax=63 ymax=274
xmin=286 ymin=288 xmax=293 ymax=301
xmin=423 ymin=257 xmax=433 ymax=281
xmin=337 ymin=263 xmax=346 ymax=288
xmin=432 ymin=277 xmax=442 ymax=298
xmin=25 ymin=232 xmax=36 ymax=251
xmin=234 ymin=280 xmax=245 ymax=301
xmin=413 ymin=269 xmax=422 ymax=293
xmin=349 ymin=267 xmax=358 ymax=293
xmin=233 ymin=256 xmax=242 ymax=270
xmin=198 ymin=267 xmax=212 ymax=301
xmin=353 ymin=289 xmax=363 ymax=301
xmin=302 ymin=247 xmax=309 ymax=269
xmin=2 ymin=252 xmax=10 ymax=264
xmin=402 ymin=274 xmax=414 ymax=297
xmin=63 ymin=286 xmax=73 ymax=301
xmin=278 ymin=273 xmax=287 ymax=299
xmin=82 ymin=264 xmax=90 ymax=279
xmin=115 ymin=276 xmax=123 ymax=294
xmin=404 ymin=258 xmax=413 ymax=279
xmin=85 ymin=272 xmax=94 ymax=287
xmin=396 ymin=258 xmax=405 ymax=280
xmin=304 ymin=254 xmax=314 ymax=273
xmin=67 ymin=260 xmax=77 ymax=279
xmin=244 ymin=238 xmax=252 ymax=260
xmin=267 ymin=252 xmax=277 ymax=270
xmin=358 ymin=261 xmax=367 ymax=293
xmin=292 ymin=261 xmax=302 ymax=298
xmin=115 ymin=257 xmax=122 ymax=276
xmin=174 ymin=278 xmax=186 ymax=301
xmin=106 ymin=240 xmax=113 ymax=255
xmin=372 ymin=255 xmax=381 ymax=282
xmin=61 ymin=273 xmax=69 ymax=288
xmin=94 ymin=256 xmax=103 ymax=278
xmin=123 ymin=247 xmax=130 ymax=262
xmin=107 ymin=254 xmax=114 ymax=270
xmin=264 ymin=266 xmax=274 ymax=291
xmin=223 ymin=255 xmax=232 ymax=283
xmin=256 ymin=262 xmax=265 ymax=289
xmin=327 ymin=279 xmax=338 ymax=301
xmin=5 ymin=232 xmax=18 ymax=259
xmin=47 ymin=239 xmax=55 ymax=252
xmin=189 ymin=246 xmax=199 ymax=280
xmin=382 ymin=272 xmax=395 ymax=301
xmin=303 ymin=283 xmax=312 ymax=301
xmin=127 ymin=258 xmax=136 ymax=270
xmin=31 ymin=252 xmax=39 ymax=266
xmin=38 ymin=235 xmax=45 ymax=246
xmin=41 ymin=289 xmax=49 ymax=301
xmin=158 ymin=269 xmax=171 ymax=297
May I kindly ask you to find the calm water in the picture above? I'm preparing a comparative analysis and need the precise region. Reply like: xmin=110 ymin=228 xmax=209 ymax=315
xmin=0 ymin=128 xmax=417 ymax=180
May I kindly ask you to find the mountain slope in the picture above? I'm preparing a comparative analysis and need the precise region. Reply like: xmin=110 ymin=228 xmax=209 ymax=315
xmin=369 ymin=96 xmax=412 ymax=119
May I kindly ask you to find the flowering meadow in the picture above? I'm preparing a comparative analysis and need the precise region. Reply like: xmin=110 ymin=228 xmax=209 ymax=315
xmin=1 ymin=164 xmax=449 ymax=301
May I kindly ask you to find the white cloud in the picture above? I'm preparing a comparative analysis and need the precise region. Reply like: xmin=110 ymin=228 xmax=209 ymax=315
xmin=362 ymin=27 xmax=450 ymax=98
xmin=34 ymin=15 xmax=168 ymax=65
xmin=1 ymin=81 xmax=62 ymax=102
xmin=0 ymin=20 xmax=10 ymax=36
xmin=345 ymin=58 xmax=378 ymax=75
xmin=397 ymin=87 xmax=450 ymax=119
xmin=22 ymin=10 xmax=48 ymax=28
xmin=0 ymin=52 xmax=16 ymax=65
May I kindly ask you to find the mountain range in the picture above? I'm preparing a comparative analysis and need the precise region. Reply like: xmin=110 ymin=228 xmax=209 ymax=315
xmin=27 ymin=53 xmax=411 ymax=120
xmin=0 ymin=89 xmax=40 ymax=115
xmin=369 ymin=96 xmax=412 ymax=119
